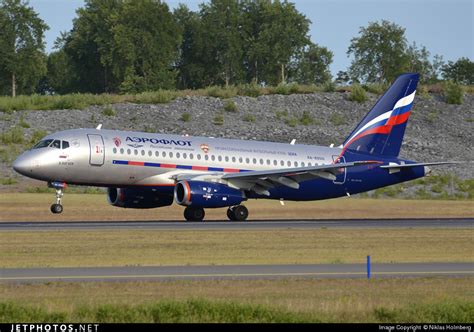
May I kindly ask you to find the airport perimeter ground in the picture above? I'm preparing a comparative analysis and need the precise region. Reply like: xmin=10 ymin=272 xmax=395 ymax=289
xmin=0 ymin=194 xmax=473 ymax=322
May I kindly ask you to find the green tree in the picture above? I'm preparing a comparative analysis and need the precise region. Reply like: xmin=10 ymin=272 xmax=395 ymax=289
xmin=62 ymin=0 xmax=120 ymax=93
xmin=257 ymin=0 xmax=311 ymax=85
xmin=174 ymin=4 xmax=207 ymax=89
xmin=442 ymin=57 xmax=474 ymax=85
xmin=0 ymin=0 xmax=48 ymax=96
xmin=198 ymin=0 xmax=245 ymax=87
xmin=111 ymin=0 xmax=182 ymax=92
xmin=347 ymin=20 xmax=410 ymax=84
xmin=290 ymin=43 xmax=333 ymax=84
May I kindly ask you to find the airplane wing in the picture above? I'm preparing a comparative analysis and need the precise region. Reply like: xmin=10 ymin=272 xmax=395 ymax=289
xmin=220 ymin=160 xmax=381 ymax=196
xmin=172 ymin=160 xmax=380 ymax=195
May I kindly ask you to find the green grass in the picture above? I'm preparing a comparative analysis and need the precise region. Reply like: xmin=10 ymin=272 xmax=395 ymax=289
xmin=213 ymin=113 xmax=224 ymax=125
xmin=348 ymin=84 xmax=368 ymax=103
xmin=444 ymin=81 xmax=464 ymax=105
xmin=0 ymin=294 xmax=472 ymax=323
xmin=102 ymin=105 xmax=116 ymax=117
xmin=330 ymin=113 xmax=346 ymax=126
xmin=0 ymin=126 xmax=24 ymax=144
xmin=0 ymin=83 xmax=472 ymax=112
xmin=243 ymin=114 xmax=256 ymax=122
xmin=180 ymin=112 xmax=191 ymax=122
xmin=0 ymin=300 xmax=315 ymax=323
xmin=224 ymin=100 xmax=238 ymax=112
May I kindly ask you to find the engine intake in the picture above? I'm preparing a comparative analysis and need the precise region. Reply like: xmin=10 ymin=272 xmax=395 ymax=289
xmin=107 ymin=187 xmax=173 ymax=209
xmin=174 ymin=180 xmax=244 ymax=208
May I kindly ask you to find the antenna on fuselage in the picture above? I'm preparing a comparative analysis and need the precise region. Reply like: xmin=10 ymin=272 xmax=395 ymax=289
xmin=96 ymin=124 xmax=102 ymax=130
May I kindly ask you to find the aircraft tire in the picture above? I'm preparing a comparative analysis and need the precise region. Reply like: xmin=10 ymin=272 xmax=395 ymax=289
xmin=184 ymin=206 xmax=205 ymax=222
xmin=50 ymin=204 xmax=63 ymax=214
xmin=230 ymin=205 xmax=248 ymax=221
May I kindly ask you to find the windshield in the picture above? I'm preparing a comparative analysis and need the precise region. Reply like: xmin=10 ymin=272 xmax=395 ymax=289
xmin=32 ymin=139 xmax=54 ymax=149
xmin=32 ymin=139 xmax=62 ymax=149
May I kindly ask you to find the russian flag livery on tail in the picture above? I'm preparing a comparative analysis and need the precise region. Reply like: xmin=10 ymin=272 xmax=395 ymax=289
xmin=13 ymin=73 xmax=458 ymax=221
xmin=342 ymin=73 xmax=418 ymax=157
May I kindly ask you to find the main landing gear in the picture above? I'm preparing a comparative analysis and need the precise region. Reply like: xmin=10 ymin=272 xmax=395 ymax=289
xmin=49 ymin=182 xmax=66 ymax=214
xmin=227 ymin=205 xmax=249 ymax=221
xmin=183 ymin=205 xmax=249 ymax=222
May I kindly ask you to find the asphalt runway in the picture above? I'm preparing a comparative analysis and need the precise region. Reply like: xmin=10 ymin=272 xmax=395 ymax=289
xmin=1 ymin=263 xmax=472 ymax=283
xmin=0 ymin=218 xmax=473 ymax=231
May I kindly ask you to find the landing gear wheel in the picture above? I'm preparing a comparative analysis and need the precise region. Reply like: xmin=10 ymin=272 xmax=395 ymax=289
xmin=50 ymin=203 xmax=63 ymax=214
xmin=227 ymin=205 xmax=248 ymax=221
xmin=184 ymin=206 xmax=205 ymax=222
xmin=49 ymin=184 xmax=65 ymax=214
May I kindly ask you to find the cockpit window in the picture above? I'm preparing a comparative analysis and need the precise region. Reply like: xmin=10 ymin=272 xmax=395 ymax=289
xmin=32 ymin=139 xmax=53 ymax=149
xmin=51 ymin=140 xmax=61 ymax=149
xmin=32 ymin=139 xmax=63 ymax=149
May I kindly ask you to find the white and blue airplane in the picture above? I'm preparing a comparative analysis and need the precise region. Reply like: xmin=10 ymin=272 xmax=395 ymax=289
xmin=13 ymin=73 xmax=453 ymax=221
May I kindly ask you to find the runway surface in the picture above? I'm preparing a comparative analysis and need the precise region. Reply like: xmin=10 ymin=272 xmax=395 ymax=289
xmin=1 ymin=263 xmax=472 ymax=283
xmin=0 ymin=218 xmax=472 ymax=231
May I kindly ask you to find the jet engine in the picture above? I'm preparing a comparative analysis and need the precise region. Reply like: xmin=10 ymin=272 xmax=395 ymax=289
xmin=174 ymin=180 xmax=244 ymax=208
xmin=107 ymin=187 xmax=173 ymax=209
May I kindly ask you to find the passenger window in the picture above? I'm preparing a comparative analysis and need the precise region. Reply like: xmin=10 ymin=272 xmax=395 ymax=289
xmin=232 ymin=156 xmax=236 ymax=162
xmin=239 ymin=157 xmax=243 ymax=163
xmin=113 ymin=148 xmax=117 ymax=154
xmin=141 ymin=150 xmax=145 ymax=156
xmin=169 ymin=152 xmax=173 ymax=158
xmin=287 ymin=161 xmax=291 ymax=167
xmin=127 ymin=149 xmax=131 ymax=155
xmin=211 ymin=155 xmax=215 ymax=161
xmin=148 ymin=151 xmax=152 ymax=157
xmin=120 ymin=148 xmax=124 ymax=154
xmin=205 ymin=155 xmax=209 ymax=161
xmin=301 ymin=162 xmax=305 ymax=167
xmin=253 ymin=158 xmax=257 ymax=164
xmin=259 ymin=159 xmax=264 ymax=165
xmin=218 ymin=156 xmax=222 ymax=162
xmin=273 ymin=160 xmax=277 ymax=166
xmin=225 ymin=156 xmax=229 ymax=162
xmin=134 ymin=150 xmax=138 ymax=155
xmin=197 ymin=154 xmax=201 ymax=160
xmin=266 ymin=159 xmax=271 ymax=165
xmin=190 ymin=154 xmax=194 ymax=160
xmin=280 ymin=160 xmax=284 ymax=166
xmin=155 ymin=151 xmax=159 ymax=157
xmin=176 ymin=152 xmax=180 ymax=158
xmin=162 ymin=151 xmax=166 ymax=157
xmin=246 ymin=158 xmax=250 ymax=164
xmin=62 ymin=141 xmax=70 ymax=149
xmin=294 ymin=161 xmax=298 ymax=167
xmin=183 ymin=153 xmax=187 ymax=159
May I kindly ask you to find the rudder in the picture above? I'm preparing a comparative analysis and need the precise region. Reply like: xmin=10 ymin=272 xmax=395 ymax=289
xmin=342 ymin=73 xmax=419 ymax=157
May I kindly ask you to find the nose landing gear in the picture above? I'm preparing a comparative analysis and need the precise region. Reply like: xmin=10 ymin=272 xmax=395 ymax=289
xmin=48 ymin=182 xmax=67 ymax=214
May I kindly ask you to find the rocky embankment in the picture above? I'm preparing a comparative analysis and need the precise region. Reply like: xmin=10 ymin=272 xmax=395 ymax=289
xmin=1 ymin=92 xmax=473 ymax=187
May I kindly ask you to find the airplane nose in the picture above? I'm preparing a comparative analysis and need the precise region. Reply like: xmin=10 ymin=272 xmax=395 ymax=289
xmin=13 ymin=154 xmax=33 ymax=175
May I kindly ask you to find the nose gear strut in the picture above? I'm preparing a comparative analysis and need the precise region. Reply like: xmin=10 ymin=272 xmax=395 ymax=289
xmin=48 ymin=181 xmax=67 ymax=214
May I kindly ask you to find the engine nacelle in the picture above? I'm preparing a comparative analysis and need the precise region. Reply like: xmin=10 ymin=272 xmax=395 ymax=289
xmin=107 ymin=187 xmax=173 ymax=209
xmin=174 ymin=180 xmax=244 ymax=208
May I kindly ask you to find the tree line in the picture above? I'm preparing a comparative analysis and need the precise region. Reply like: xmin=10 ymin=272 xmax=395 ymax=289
xmin=0 ymin=0 xmax=472 ymax=97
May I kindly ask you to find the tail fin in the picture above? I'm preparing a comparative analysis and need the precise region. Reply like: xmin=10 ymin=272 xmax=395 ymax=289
xmin=342 ymin=73 xmax=419 ymax=157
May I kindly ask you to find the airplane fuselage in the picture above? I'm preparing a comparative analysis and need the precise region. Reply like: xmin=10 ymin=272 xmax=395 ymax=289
xmin=14 ymin=128 xmax=425 ymax=201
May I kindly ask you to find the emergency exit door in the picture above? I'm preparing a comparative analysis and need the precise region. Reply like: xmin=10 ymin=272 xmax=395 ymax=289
xmin=88 ymin=134 xmax=105 ymax=166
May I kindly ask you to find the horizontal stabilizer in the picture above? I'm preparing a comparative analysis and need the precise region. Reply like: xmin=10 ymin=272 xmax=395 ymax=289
xmin=380 ymin=161 xmax=461 ymax=169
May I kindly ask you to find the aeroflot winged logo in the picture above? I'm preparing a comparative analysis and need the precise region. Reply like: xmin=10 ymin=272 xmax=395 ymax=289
xmin=200 ymin=144 xmax=210 ymax=153
xmin=126 ymin=136 xmax=192 ymax=147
